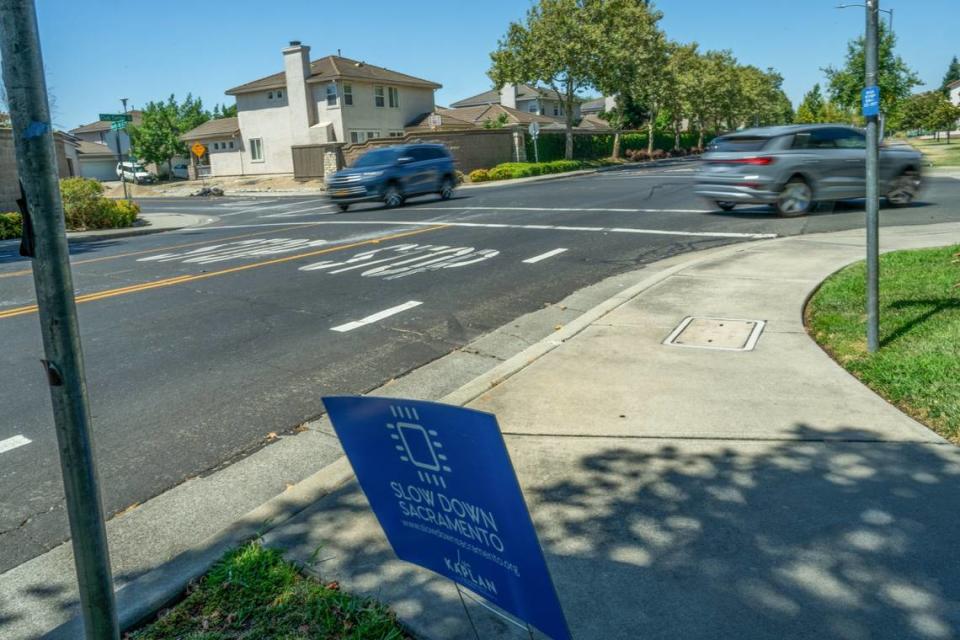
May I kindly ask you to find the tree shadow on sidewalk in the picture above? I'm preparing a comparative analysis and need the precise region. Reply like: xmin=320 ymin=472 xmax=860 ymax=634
xmin=527 ymin=424 xmax=960 ymax=640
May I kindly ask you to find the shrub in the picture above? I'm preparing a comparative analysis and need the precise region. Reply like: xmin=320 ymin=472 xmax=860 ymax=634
xmin=487 ymin=166 xmax=514 ymax=181
xmin=454 ymin=170 xmax=465 ymax=184
xmin=0 ymin=212 xmax=22 ymax=240
xmin=468 ymin=169 xmax=490 ymax=182
xmin=59 ymin=177 xmax=139 ymax=230
xmin=650 ymin=149 xmax=667 ymax=160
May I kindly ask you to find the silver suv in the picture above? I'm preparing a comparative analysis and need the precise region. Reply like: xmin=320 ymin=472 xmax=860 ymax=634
xmin=695 ymin=124 xmax=923 ymax=216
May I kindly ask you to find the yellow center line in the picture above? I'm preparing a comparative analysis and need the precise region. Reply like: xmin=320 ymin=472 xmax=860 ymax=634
xmin=0 ymin=225 xmax=447 ymax=321
xmin=0 ymin=224 xmax=316 ymax=279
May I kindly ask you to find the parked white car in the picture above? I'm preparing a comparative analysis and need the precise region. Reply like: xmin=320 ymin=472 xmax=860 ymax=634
xmin=116 ymin=162 xmax=156 ymax=184
xmin=171 ymin=163 xmax=190 ymax=180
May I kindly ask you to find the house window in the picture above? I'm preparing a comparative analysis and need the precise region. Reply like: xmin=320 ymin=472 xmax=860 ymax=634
xmin=553 ymin=105 xmax=559 ymax=116
xmin=212 ymin=142 xmax=218 ymax=151
xmin=250 ymin=138 xmax=263 ymax=161
xmin=388 ymin=130 xmax=404 ymax=138
xmin=268 ymin=91 xmax=274 ymax=100
xmin=327 ymin=83 xmax=338 ymax=107
xmin=344 ymin=84 xmax=353 ymax=106
xmin=228 ymin=141 xmax=235 ymax=149
xmin=388 ymin=87 xmax=399 ymax=108
xmin=528 ymin=104 xmax=537 ymax=113
xmin=349 ymin=130 xmax=382 ymax=144
xmin=366 ymin=130 xmax=380 ymax=140
xmin=374 ymin=86 xmax=385 ymax=107
xmin=277 ymin=90 xmax=283 ymax=99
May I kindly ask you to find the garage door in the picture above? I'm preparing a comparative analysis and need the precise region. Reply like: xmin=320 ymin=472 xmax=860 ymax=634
xmin=79 ymin=158 xmax=117 ymax=181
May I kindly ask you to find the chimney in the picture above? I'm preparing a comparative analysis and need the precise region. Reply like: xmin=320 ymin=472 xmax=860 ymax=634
xmin=499 ymin=83 xmax=517 ymax=110
xmin=603 ymin=95 xmax=617 ymax=112
xmin=283 ymin=41 xmax=316 ymax=142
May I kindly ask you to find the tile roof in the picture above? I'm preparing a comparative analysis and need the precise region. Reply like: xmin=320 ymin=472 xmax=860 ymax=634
xmin=226 ymin=55 xmax=441 ymax=95
xmin=406 ymin=110 xmax=478 ymax=131
xmin=441 ymin=104 xmax=563 ymax=127
xmin=580 ymin=98 xmax=606 ymax=113
xmin=450 ymin=83 xmax=571 ymax=108
xmin=76 ymin=140 xmax=117 ymax=156
xmin=70 ymin=110 xmax=143 ymax=134
xmin=179 ymin=117 xmax=240 ymax=141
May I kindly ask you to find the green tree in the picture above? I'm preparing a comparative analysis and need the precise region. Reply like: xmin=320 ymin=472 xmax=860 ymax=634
xmin=823 ymin=22 xmax=920 ymax=125
xmin=482 ymin=112 xmax=510 ymax=129
xmin=795 ymin=84 xmax=825 ymax=123
xmin=129 ymin=94 xmax=211 ymax=176
xmin=624 ymin=27 xmax=671 ymax=153
xmin=739 ymin=65 xmax=792 ymax=127
xmin=665 ymin=42 xmax=700 ymax=149
xmin=212 ymin=103 xmax=238 ymax=119
xmin=489 ymin=0 xmax=602 ymax=159
xmin=701 ymin=50 xmax=741 ymax=133
xmin=589 ymin=0 xmax=662 ymax=157
xmin=941 ymin=55 xmax=960 ymax=96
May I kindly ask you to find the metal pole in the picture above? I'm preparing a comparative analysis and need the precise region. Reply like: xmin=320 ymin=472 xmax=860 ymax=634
xmin=865 ymin=0 xmax=880 ymax=352
xmin=115 ymin=120 xmax=128 ymax=200
xmin=0 ymin=2 xmax=120 ymax=639
xmin=120 ymin=98 xmax=132 ymax=201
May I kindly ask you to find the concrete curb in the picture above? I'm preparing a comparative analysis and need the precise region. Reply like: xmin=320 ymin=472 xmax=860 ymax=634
xmin=459 ymin=157 xmax=700 ymax=190
xmin=44 ymin=458 xmax=354 ymax=639
xmin=64 ymin=214 xmax=216 ymax=243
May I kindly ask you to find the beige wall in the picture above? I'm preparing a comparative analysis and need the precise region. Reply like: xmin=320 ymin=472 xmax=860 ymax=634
xmin=206 ymin=135 xmax=245 ymax=176
xmin=0 ymin=129 xmax=79 ymax=212
xmin=315 ymin=80 xmax=435 ymax=144
xmin=236 ymin=91 xmax=295 ymax=174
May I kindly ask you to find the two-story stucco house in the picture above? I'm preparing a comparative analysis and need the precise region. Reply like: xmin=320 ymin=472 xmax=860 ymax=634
xmin=450 ymin=83 xmax=581 ymax=120
xmin=181 ymin=42 xmax=440 ymax=177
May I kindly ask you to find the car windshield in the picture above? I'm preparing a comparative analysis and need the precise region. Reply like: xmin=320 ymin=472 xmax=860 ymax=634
xmin=352 ymin=149 xmax=398 ymax=168
xmin=707 ymin=136 xmax=770 ymax=152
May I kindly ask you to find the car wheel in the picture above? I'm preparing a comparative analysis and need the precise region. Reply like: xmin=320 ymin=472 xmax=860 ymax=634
xmin=337 ymin=203 xmax=350 ymax=212
xmin=384 ymin=183 xmax=404 ymax=209
xmin=886 ymin=170 xmax=920 ymax=207
xmin=776 ymin=177 xmax=814 ymax=217
xmin=715 ymin=201 xmax=736 ymax=211
xmin=439 ymin=177 xmax=455 ymax=200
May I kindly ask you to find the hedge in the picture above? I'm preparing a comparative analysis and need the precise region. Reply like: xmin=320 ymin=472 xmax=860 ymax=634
xmin=0 ymin=212 xmax=22 ymax=240
xmin=526 ymin=131 xmax=709 ymax=162
xmin=469 ymin=159 xmax=618 ymax=183
xmin=0 ymin=178 xmax=140 ymax=240
xmin=60 ymin=177 xmax=140 ymax=230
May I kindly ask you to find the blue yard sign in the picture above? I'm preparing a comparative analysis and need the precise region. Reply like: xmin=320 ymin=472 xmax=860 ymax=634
xmin=323 ymin=396 xmax=571 ymax=640
xmin=862 ymin=85 xmax=881 ymax=117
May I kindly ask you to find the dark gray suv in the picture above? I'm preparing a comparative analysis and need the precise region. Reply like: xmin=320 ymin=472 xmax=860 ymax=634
xmin=325 ymin=143 xmax=456 ymax=212
xmin=695 ymin=124 xmax=923 ymax=216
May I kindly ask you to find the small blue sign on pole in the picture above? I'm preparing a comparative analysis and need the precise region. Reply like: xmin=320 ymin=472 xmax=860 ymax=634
xmin=862 ymin=85 xmax=881 ymax=117
xmin=323 ymin=396 xmax=571 ymax=640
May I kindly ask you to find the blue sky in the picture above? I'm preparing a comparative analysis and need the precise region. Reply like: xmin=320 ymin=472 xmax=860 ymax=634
xmin=25 ymin=0 xmax=959 ymax=129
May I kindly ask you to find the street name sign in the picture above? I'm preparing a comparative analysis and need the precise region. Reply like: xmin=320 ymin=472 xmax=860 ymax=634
xmin=862 ymin=86 xmax=881 ymax=117
xmin=99 ymin=113 xmax=132 ymax=123
xmin=110 ymin=121 xmax=125 ymax=131
xmin=191 ymin=142 xmax=207 ymax=158
xmin=323 ymin=396 xmax=571 ymax=640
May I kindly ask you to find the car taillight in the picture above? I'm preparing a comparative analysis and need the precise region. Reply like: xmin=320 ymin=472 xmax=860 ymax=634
xmin=710 ymin=156 xmax=775 ymax=165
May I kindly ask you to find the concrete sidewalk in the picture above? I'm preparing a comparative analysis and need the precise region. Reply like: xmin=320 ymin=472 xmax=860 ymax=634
xmin=66 ymin=212 xmax=215 ymax=241
xmin=264 ymin=222 xmax=960 ymax=640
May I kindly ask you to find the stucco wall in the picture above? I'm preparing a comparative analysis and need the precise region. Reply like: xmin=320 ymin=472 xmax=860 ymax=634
xmin=317 ymin=81 xmax=434 ymax=143
xmin=207 ymin=135 xmax=246 ymax=176
xmin=0 ymin=129 xmax=79 ymax=212
xmin=236 ymin=91 xmax=295 ymax=174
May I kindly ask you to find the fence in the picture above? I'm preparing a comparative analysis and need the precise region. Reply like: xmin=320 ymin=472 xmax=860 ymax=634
xmin=342 ymin=129 xmax=520 ymax=173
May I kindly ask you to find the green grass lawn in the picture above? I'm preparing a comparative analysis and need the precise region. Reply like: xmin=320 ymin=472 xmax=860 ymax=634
xmin=898 ymin=137 xmax=960 ymax=168
xmin=127 ymin=542 xmax=409 ymax=640
xmin=806 ymin=245 xmax=960 ymax=442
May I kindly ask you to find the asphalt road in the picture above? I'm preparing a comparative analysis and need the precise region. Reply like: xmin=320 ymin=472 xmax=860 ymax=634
xmin=1 ymin=163 xmax=959 ymax=572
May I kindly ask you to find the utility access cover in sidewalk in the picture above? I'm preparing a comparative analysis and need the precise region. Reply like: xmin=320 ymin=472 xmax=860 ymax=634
xmin=664 ymin=317 xmax=765 ymax=352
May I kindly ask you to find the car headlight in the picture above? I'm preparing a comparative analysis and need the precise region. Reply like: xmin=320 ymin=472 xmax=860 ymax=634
xmin=360 ymin=171 xmax=383 ymax=179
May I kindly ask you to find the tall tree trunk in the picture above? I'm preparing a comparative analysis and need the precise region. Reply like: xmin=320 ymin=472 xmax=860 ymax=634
xmin=612 ymin=131 xmax=621 ymax=159
xmin=697 ymin=119 xmax=705 ymax=148
xmin=674 ymin=120 xmax=681 ymax=150
xmin=647 ymin=119 xmax=655 ymax=154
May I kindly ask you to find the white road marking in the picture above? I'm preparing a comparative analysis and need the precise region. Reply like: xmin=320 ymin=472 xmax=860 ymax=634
xmin=331 ymin=300 xmax=422 ymax=332
xmin=0 ymin=435 xmax=31 ymax=454
xmin=261 ymin=204 xmax=338 ymax=218
xmin=523 ymin=248 xmax=568 ymax=264
xmin=301 ymin=243 xmax=499 ymax=279
xmin=217 ymin=198 xmax=331 ymax=218
xmin=202 ymin=220 xmax=777 ymax=240
xmin=405 ymin=206 xmax=709 ymax=213
xmin=137 ymin=238 xmax=329 ymax=264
